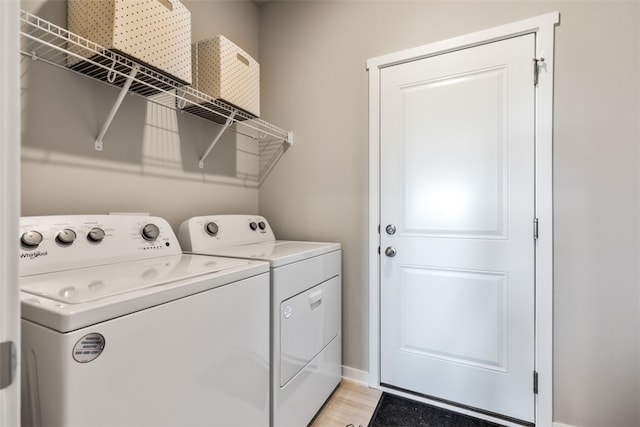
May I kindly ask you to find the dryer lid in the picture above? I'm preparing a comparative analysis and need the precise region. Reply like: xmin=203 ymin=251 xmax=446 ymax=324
xmin=20 ymin=254 xmax=255 ymax=304
xmin=192 ymin=241 xmax=341 ymax=267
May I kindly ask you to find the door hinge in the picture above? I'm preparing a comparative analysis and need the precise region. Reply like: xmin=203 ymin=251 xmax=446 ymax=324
xmin=533 ymin=218 xmax=539 ymax=240
xmin=534 ymin=57 xmax=545 ymax=86
xmin=0 ymin=341 xmax=17 ymax=390
xmin=533 ymin=371 xmax=539 ymax=394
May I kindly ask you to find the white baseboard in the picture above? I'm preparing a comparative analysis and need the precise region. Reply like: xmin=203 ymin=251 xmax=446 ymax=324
xmin=341 ymin=365 xmax=370 ymax=386
xmin=553 ymin=423 xmax=575 ymax=427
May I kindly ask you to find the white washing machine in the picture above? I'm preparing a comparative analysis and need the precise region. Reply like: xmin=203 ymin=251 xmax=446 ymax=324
xmin=19 ymin=215 xmax=270 ymax=427
xmin=178 ymin=215 xmax=342 ymax=427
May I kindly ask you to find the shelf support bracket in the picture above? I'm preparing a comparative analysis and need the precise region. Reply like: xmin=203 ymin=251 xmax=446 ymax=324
xmin=198 ymin=110 xmax=237 ymax=168
xmin=94 ymin=64 xmax=140 ymax=151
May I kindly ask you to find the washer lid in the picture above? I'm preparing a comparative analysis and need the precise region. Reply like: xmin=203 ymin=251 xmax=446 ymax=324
xmin=20 ymin=254 xmax=269 ymax=333
xmin=20 ymin=254 xmax=254 ymax=304
xmin=192 ymin=240 xmax=341 ymax=268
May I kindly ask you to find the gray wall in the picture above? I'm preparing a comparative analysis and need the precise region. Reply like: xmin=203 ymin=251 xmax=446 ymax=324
xmin=21 ymin=0 xmax=261 ymax=229
xmin=257 ymin=1 xmax=640 ymax=426
xmin=18 ymin=0 xmax=640 ymax=426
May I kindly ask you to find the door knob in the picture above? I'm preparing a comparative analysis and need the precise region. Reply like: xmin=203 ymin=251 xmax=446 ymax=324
xmin=385 ymin=246 xmax=397 ymax=257
xmin=385 ymin=224 xmax=396 ymax=235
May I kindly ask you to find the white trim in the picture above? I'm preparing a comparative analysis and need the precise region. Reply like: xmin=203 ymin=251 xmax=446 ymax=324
xmin=366 ymin=11 xmax=559 ymax=71
xmin=533 ymin=13 xmax=557 ymax=427
xmin=0 ymin=1 xmax=21 ymax=426
xmin=341 ymin=366 xmax=370 ymax=386
xmin=367 ymin=11 xmax=558 ymax=427
xmin=552 ymin=423 xmax=576 ymax=427
xmin=367 ymin=58 xmax=382 ymax=391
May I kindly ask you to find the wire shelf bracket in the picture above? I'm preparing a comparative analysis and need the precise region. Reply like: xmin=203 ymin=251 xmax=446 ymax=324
xmin=199 ymin=110 xmax=237 ymax=169
xmin=95 ymin=64 xmax=140 ymax=151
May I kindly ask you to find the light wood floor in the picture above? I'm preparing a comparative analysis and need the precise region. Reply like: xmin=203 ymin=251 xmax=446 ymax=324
xmin=310 ymin=380 xmax=382 ymax=427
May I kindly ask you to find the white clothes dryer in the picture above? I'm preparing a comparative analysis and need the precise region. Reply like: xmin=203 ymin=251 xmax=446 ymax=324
xmin=19 ymin=215 xmax=270 ymax=427
xmin=178 ymin=215 xmax=342 ymax=427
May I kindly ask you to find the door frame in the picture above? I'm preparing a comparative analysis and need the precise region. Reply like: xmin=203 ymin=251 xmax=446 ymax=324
xmin=367 ymin=12 xmax=559 ymax=426
xmin=0 ymin=1 xmax=21 ymax=426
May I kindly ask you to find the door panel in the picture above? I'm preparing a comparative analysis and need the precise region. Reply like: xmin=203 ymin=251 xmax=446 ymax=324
xmin=402 ymin=67 xmax=507 ymax=237
xmin=380 ymin=34 xmax=535 ymax=422
xmin=398 ymin=267 xmax=508 ymax=371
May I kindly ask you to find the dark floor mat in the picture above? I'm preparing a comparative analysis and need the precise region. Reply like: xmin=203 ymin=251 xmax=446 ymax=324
xmin=368 ymin=393 xmax=507 ymax=427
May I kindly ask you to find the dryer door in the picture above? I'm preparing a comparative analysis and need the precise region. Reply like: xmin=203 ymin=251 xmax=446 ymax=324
xmin=280 ymin=276 xmax=340 ymax=386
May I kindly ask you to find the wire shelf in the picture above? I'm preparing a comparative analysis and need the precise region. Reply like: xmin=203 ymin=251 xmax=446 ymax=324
xmin=19 ymin=10 xmax=292 ymax=184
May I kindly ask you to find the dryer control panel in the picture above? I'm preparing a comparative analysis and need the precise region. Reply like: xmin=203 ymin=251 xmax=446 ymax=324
xmin=178 ymin=215 xmax=276 ymax=252
xmin=19 ymin=215 xmax=182 ymax=276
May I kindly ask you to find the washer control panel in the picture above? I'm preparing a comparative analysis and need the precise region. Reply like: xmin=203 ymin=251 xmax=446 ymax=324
xmin=178 ymin=215 xmax=276 ymax=252
xmin=19 ymin=215 xmax=182 ymax=276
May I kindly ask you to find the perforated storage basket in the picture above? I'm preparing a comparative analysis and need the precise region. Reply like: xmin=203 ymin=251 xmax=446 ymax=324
xmin=184 ymin=35 xmax=260 ymax=121
xmin=67 ymin=0 xmax=192 ymax=94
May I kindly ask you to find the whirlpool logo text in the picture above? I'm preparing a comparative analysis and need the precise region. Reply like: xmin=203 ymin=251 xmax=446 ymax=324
xmin=20 ymin=251 xmax=48 ymax=260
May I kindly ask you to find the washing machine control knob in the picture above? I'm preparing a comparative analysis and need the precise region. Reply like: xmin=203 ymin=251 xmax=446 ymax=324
xmin=249 ymin=222 xmax=258 ymax=231
xmin=56 ymin=229 xmax=77 ymax=245
xmin=258 ymin=221 xmax=266 ymax=230
xmin=205 ymin=222 xmax=219 ymax=236
xmin=21 ymin=230 xmax=43 ymax=248
xmin=141 ymin=224 xmax=160 ymax=241
xmin=87 ymin=227 xmax=106 ymax=243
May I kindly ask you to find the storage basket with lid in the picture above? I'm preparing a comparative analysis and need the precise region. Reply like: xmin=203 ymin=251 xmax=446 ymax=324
xmin=183 ymin=35 xmax=260 ymax=121
xmin=67 ymin=0 xmax=192 ymax=94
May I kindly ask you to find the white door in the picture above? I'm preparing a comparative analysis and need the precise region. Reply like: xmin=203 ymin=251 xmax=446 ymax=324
xmin=1 ymin=1 xmax=21 ymax=426
xmin=380 ymin=34 xmax=536 ymax=422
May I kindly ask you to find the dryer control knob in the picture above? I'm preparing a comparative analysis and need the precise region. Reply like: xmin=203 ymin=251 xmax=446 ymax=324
xmin=21 ymin=230 xmax=43 ymax=248
xmin=87 ymin=227 xmax=106 ymax=243
xmin=141 ymin=224 xmax=160 ymax=241
xmin=258 ymin=221 xmax=266 ymax=230
xmin=205 ymin=222 xmax=219 ymax=237
xmin=56 ymin=229 xmax=77 ymax=245
xmin=249 ymin=222 xmax=258 ymax=231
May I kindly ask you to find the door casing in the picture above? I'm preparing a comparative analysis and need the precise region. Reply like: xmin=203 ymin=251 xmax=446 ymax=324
xmin=0 ymin=1 xmax=21 ymax=426
xmin=367 ymin=12 xmax=558 ymax=426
